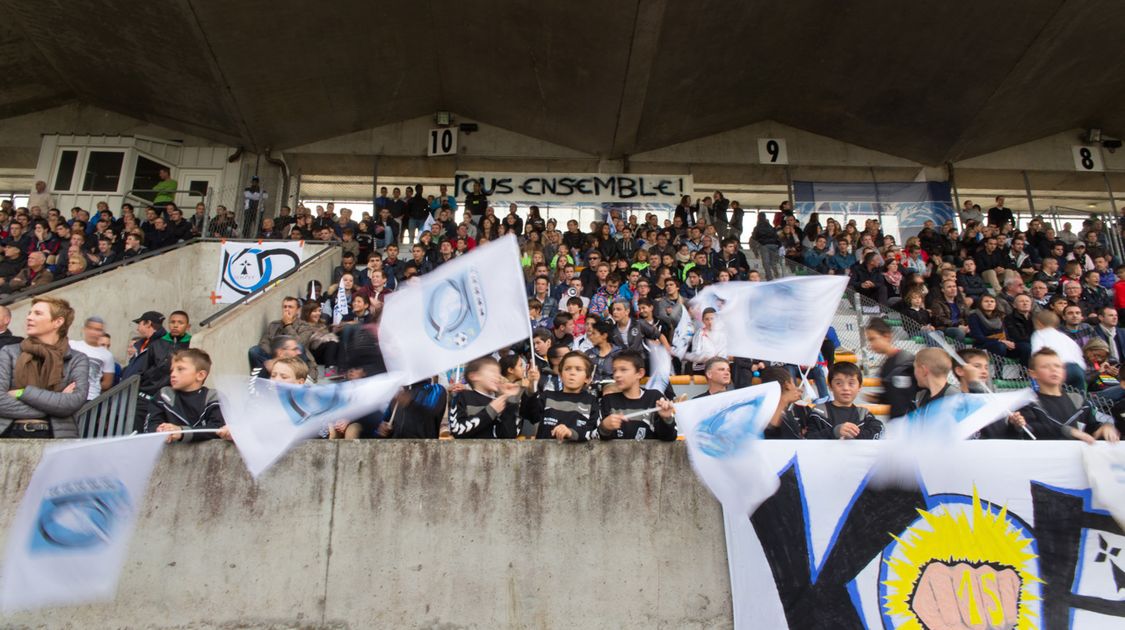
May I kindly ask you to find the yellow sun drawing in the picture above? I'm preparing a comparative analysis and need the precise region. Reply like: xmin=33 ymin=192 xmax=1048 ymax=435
xmin=881 ymin=488 xmax=1042 ymax=629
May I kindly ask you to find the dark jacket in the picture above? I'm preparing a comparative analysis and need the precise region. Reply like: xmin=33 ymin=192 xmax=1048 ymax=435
xmin=121 ymin=328 xmax=176 ymax=395
xmin=1003 ymin=311 xmax=1034 ymax=344
xmin=0 ymin=343 xmax=90 ymax=438
xmin=804 ymin=403 xmax=883 ymax=440
xmin=0 ymin=329 xmax=22 ymax=349
xmin=143 ymin=386 xmax=224 ymax=441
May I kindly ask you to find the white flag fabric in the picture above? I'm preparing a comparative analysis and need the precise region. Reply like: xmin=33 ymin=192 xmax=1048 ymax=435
xmin=379 ymin=235 xmax=530 ymax=384
xmin=645 ymin=340 xmax=672 ymax=392
xmin=0 ymin=435 xmax=165 ymax=613
xmin=670 ymin=310 xmax=694 ymax=359
xmin=331 ymin=280 xmax=348 ymax=326
xmin=693 ymin=276 xmax=848 ymax=366
xmin=1083 ymin=445 xmax=1125 ymax=531
xmin=886 ymin=389 xmax=1037 ymax=442
xmin=213 ymin=240 xmax=304 ymax=303
xmin=1032 ymin=326 xmax=1086 ymax=368
xmin=421 ymin=211 xmax=435 ymax=235
xmin=217 ymin=372 xmax=404 ymax=478
xmin=676 ymin=382 xmax=782 ymax=517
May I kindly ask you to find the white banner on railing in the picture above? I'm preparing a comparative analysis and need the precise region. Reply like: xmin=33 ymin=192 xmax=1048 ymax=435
xmin=213 ymin=241 xmax=305 ymax=303
xmin=453 ymin=171 xmax=692 ymax=204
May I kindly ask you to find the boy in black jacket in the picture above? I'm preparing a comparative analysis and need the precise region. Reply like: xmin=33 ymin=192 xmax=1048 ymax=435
xmin=597 ymin=351 xmax=676 ymax=441
xmin=760 ymin=367 xmax=811 ymax=439
xmin=529 ymin=352 xmax=600 ymax=442
xmin=806 ymin=362 xmax=883 ymax=439
xmin=1009 ymin=348 xmax=1120 ymax=442
xmin=450 ymin=357 xmax=524 ymax=439
xmin=146 ymin=348 xmax=225 ymax=443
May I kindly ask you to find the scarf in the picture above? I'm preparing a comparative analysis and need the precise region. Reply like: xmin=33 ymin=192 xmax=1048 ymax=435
xmin=971 ymin=308 xmax=1004 ymax=334
xmin=13 ymin=336 xmax=70 ymax=391
xmin=883 ymin=269 xmax=902 ymax=288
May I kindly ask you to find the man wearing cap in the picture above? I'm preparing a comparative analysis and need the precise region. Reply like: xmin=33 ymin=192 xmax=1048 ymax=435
xmin=121 ymin=310 xmax=175 ymax=431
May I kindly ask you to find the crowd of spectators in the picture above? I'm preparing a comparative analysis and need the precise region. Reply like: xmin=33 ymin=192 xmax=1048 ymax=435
xmin=0 ymin=186 xmax=202 ymax=297
xmin=2 ymin=184 xmax=1120 ymax=445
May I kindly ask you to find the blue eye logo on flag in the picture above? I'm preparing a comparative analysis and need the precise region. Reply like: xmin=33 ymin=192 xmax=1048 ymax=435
xmin=694 ymin=398 xmax=765 ymax=458
xmin=30 ymin=478 xmax=131 ymax=553
xmin=221 ymin=246 xmax=301 ymax=295
xmin=424 ymin=269 xmax=486 ymax=349
xmin=278 ymin=383 xmax=343 ymax=427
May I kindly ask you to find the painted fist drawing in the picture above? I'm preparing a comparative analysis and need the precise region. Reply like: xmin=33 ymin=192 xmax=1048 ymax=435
xmin=911 ymin=562 xmax=1021 ymax=630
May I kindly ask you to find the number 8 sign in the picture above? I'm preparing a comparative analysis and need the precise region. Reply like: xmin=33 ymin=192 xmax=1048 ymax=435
xmin=1072 ymin=145 xmax=1104 ymax=172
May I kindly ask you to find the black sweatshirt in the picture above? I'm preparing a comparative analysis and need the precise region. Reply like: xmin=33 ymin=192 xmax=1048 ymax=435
xmin=143 ymin=386 xmax=224 ymax=442
xmin=449 ymin=389 xmax=521 ymax=439
xmin=804 ymin=403 xmax=883 ymax=440
xmin=598 ymin=389 xmax=677 ymax=441
xmin=529 ymin=390 xmax=600 ymax=441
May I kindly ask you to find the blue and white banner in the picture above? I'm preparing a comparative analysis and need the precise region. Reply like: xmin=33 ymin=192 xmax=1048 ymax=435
xmin=332 ymin=279 xmax=348 ymax=326
xmin=379 ymin=234 xmax=530 ymax=384
xmin=217 ymin=372 xmax=404 ymax=478
xmin=676 ymin=382 xmax=782 ymax=517
xmin=693 ymin=276 xmax=848 ymax=366
xmin=720 ymin=441 xmax=1125 ymax=629
xmin=886 ymin=390 xmax=1036 ymax=442
xmin=0 ymin=436 xmax=165 ymax=612
xmin=792 ymin=181 xmax=954 ymax=238
xmin=213 ymin=241 xmax=305 ymax=303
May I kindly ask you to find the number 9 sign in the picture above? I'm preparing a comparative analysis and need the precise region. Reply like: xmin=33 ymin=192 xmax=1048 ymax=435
xmin=758 ymin=138 xmax=789 ymax=165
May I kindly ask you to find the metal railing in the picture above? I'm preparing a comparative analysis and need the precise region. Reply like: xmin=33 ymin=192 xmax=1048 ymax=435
xmin=0 ymin=237 xmax=194 ymax=306
xmin=76 ymin=375 xmax=140 ymax=438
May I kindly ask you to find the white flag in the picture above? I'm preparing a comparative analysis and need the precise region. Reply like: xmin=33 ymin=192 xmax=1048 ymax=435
xmin=379 ymin=234 xmax=530 ymax=384
xmin=670 ymin=311 xmax=694 ymax=359
xmin=421 ymin=211 xmax=435 ymax=235
xmin=1083 ymin=446 xmax=1125 ymax=531
xmin=646 ymin=340 xmax=672 ymax=392
xmin=0 ymin=435 xmax=165 ymax=613
xmin=1031 ymin=326 xmax=1086 ymax=368
xmin=676 ymin=382 xmax=782 ymax=516
xmin=693 ymin=276 xmax=847 ymax=366
xmin=331 ymin=280 xmax=348 ymax=326
xmin=217 ymin=371 xmax=404 ymax=478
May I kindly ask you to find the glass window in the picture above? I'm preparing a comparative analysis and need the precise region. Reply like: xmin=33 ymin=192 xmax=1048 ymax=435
xmin=81 ymin=151 xmax=125 ymax=192
xmin=132 ymin=154 xmax=171 ymax=201
xmin=53 ymin=150 xmax=79 ymax=191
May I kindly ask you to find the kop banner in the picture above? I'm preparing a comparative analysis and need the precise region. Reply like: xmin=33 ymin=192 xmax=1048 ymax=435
xmin=217 ymin=372 xmax=403 ymax=478
xmin=379 ymin=235 xmax=530 ymax=384
xmin=717 ymin=441 xmax=1125 ymax=629
xmin=213 ymin=241 xmax=305 ymax=303
xmin=453 ymin=171 xmax=692 ymax=205
xmin=692 ymin=276 xmax=848 ymax=366
xmin=0 ymin=436 xmax=165 ymax=612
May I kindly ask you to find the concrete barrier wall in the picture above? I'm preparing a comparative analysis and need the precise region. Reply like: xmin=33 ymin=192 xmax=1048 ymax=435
xmin=190 ymin=245 xmax=339 ymax=378
xmin=0 ymin=442 xmax=732 ymax=629
xmin=5 ymin=242 xmax=225 ymax=363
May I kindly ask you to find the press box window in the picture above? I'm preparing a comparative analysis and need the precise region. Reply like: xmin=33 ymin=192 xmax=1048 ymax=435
xmin=132 ymin=155 xmax=172 ymax=202
xmin=53 ymin=150 xmax=79 ymax=191
xmin=81 ymin=151 xmax=125 ymax=192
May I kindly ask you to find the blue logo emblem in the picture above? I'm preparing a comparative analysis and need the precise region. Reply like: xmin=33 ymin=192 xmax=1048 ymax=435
xmin=423 ymin=269 xmax=486 ymax=349
xmin=278 ymin=384 xmax=343 ymax=427
xmin=694 ymin=398 xmax=766 ymax=458
xmin=221 ymin=247 xmax=301 ymax=295
xmin=30 ymin=478 xmax=131 ymax=553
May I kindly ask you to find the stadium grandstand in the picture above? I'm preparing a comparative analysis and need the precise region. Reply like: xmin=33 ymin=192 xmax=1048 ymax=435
xmin=0 ymin=2 xmax=1123 ymax=628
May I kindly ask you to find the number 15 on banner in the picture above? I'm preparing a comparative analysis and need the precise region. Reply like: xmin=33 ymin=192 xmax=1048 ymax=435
xmin=758 ymin=138 xmax=788 ymax=165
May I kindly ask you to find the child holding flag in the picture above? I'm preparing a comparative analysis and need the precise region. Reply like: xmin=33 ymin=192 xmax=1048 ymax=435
xmin=529 ymin=352 xmax=601 ymax=442
xmin=597 ymin=351 xmax=677 ymax=441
